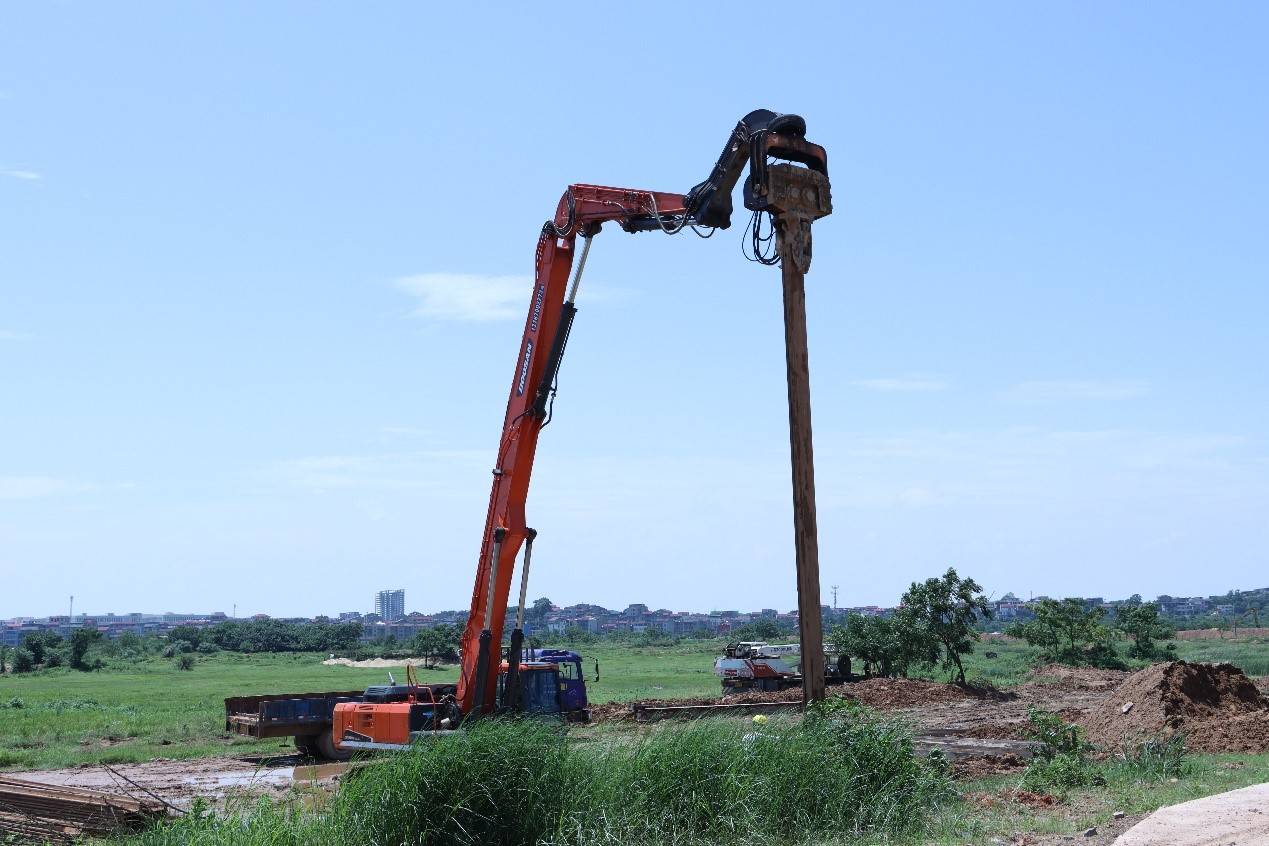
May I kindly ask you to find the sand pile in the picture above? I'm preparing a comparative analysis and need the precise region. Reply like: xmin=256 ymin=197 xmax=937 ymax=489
xmin=322 ymin=656 xmax=428 ymax=668
xmin=1080 ymin=661 xmax=1269 ymax=753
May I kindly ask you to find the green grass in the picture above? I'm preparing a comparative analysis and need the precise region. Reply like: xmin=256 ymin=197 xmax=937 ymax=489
xmin=924 ymin=752 xmax=1269 ymax=844
xmin=566 ymin=640 xmax=722 ymax=702
xmin=125 ymin=708 xmax=953 ymax=846
xmin=0 ymin=645 xmax=723 ymax=770
xmin=1173 ymin=636 xmax=1269 ymax=676
xmin=908 ymin=635 xmax=1269 ymax=687
xmin=0 ymin=652 xmax=449 ymax=770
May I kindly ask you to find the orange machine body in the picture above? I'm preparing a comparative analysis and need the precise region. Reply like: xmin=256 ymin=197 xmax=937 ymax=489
xmin=332 ymin=701 xmax=414 ymax=748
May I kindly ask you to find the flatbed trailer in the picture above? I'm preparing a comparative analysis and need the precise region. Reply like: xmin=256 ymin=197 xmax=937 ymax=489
xmin=224 ymin=690 xmax=365 ymax=759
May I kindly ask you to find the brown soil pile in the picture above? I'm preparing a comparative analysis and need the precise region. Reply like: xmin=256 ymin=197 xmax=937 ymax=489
xmin=951 ymin=753 xmax=1027 ymax=780
xmin=965 ymin=788 xmax=1057 ymax=809
xmin=843 ymin=677 xmax=974 ymax=708
xmin=1027 ymin=664 xmax=1129 ymax=690
xmin=1080 ymin=661 xmax=1269 ymax=753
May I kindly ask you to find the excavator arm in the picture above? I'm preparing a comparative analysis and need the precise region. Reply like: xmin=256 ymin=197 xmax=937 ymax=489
xmin=456 ymin=111 xmax=831 ymax=718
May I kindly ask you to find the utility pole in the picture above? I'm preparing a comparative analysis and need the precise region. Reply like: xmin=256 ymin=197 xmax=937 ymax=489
xmin=766 ymin=160 xmax=833 ymax=706
xmin=831 ymin=584 xmax=839 ymax=610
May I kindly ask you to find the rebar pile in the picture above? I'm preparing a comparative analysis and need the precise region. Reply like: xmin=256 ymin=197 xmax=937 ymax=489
xmin=0 ymin=776 xmax=165 ymax=842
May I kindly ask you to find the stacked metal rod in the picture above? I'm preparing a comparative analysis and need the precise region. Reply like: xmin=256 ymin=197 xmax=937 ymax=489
xmin=0 ymin=776 xmax=165 ymax=842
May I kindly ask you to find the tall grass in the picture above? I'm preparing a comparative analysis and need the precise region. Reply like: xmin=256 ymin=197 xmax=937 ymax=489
xmin=127 ymin=707 xmax=951 ymax=846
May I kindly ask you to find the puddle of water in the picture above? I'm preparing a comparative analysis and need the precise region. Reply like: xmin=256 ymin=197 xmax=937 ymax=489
xmin=179 ymin=768 xmax=294 ymax=788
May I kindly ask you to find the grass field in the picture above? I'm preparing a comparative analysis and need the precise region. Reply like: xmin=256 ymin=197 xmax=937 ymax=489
xmin=0 ymin=644 xmax=721 ymax=770
xmin=2 ymin=636 xmax=1266 ymax=771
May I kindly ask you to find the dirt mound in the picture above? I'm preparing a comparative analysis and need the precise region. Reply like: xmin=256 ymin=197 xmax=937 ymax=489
xmin=951 ymin=753 xmax=1027 ymax=780
xmin=844 ymin=677 xmax=974 ymax=708
xmin=1080 ymin=661 xmax=1269 ymax=753
xmin=966 ymin=788 xmax=1057 ymax=809
xmin=1027 ymin=664 xmax=1129 ymax=690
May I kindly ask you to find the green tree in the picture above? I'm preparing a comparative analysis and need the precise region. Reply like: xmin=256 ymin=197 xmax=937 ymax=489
xmin=830 ymin=615 xmax=914 ymax=678
xmin=68 ymin=628 xmax=104 ymax=670
xmin=412 ymin=625 xmax=460 ymax=668
xmin=21 ymin=632 xmax=62 ymax=666
xmin=1008 ymin=598 xmax=1117 ymax=666
xmin=0 ymin=645 xmax=6 ymax=673
xmin=12 ymin=648 xmax=35 ymax=673
xmin=1115 ymin=602 xmax=1174 ymax=659
xmin=729 ymin=618 xmax=785 ymax=643
xmin=166 ymin=625 xmax=204 ymax=647
xmin=899 ymin=568 xmax=991 ymax=684
xmin=527 ymin=598 xmax=553 ymax=624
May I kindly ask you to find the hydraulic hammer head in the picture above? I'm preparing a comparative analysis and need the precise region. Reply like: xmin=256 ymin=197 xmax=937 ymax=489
xmin=685 ymin=109 xmax=830 ymax=230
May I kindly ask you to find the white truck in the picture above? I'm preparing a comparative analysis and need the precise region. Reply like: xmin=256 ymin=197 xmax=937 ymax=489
xmin=713 ymin=641 xmax=844 ymax=694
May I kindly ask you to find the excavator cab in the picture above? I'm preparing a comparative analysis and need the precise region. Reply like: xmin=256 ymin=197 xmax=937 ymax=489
xmin=498 ymin=661 xmax=564 ymax=715
xmin=496 ymin=649 xmax=588 ymax=720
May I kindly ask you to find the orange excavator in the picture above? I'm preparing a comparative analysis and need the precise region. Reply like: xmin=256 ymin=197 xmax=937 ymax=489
xmin=330 ymin=110 xmax=831 ymax=752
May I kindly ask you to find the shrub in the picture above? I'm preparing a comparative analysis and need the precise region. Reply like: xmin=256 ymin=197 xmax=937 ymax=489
xmin=1113 ymin=735 xmax=1188 ymax=782
xmin=1021 ymin=752 xmax=1105 ymax=791
xmin=196 ymin=642 xmax=220 ymax=654
xmin=1020 ymin=708 xmax=1103 ymax=792
xmin=175 ymin=655 xmax=196 ymax=671
xmin=2 ymin=697 xmax=24 ymax=709
xmin=125 ymin=709 xmax=951 ymax=846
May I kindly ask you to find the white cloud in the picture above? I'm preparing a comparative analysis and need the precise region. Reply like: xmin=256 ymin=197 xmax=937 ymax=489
xmin=1007 ymin=379 xmax=1149 ymax=402
xmin=0 ymin=476 xmax=94 ymax=500
xmin=0 ymin=330 xmax=32 ymax=341
xmin=850 ymin=376 xmax=949 ymax=393
xmin=395 ymin=273 xmax=529 ymax=322
xmin=1 ymin=169 xmax=41 ymax=181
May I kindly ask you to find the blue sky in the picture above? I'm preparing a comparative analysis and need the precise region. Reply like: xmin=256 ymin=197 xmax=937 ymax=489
xmin=2 ymin=4 xmax=1267 ymax=619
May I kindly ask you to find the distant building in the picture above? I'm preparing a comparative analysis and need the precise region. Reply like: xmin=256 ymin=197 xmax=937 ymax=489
xmin=995 ymin=593 xmax=1027 ymax=620
xmin=375 ymin=589 xmax=405 ymax=622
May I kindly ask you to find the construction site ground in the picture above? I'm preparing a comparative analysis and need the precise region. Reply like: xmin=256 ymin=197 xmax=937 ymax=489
xmin=5 ymin=642 xmax=1269 ymax=843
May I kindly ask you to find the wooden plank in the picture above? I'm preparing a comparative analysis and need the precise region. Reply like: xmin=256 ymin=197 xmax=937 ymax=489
xmin=631 ymin=701 xmax=802 ymax=723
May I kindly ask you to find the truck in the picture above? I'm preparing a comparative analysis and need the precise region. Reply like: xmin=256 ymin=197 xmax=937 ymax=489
xmin=714 ymin=641 xmax=846 ymax=694
xmin=224 ymin=650 xmax=587 ymax=760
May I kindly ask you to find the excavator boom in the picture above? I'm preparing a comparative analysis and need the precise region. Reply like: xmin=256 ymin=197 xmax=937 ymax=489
xmin=456 ymin=185 xmax=689 ymax=716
